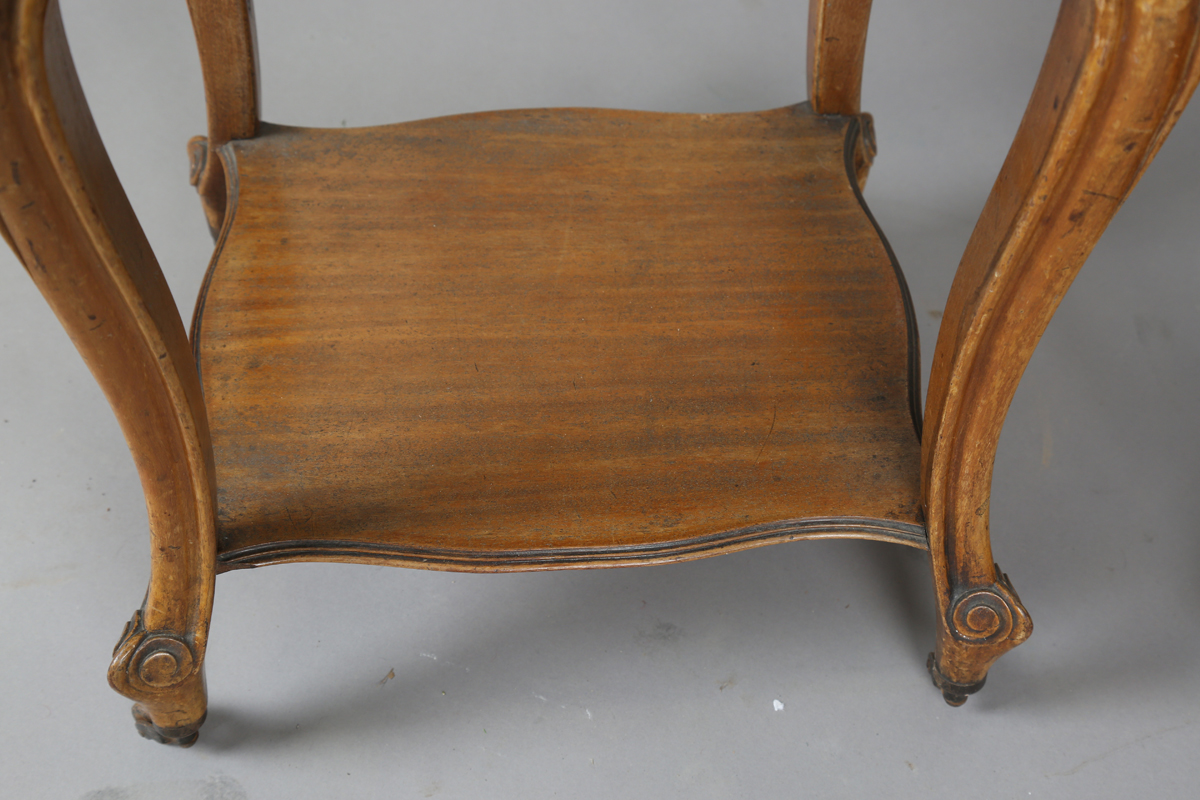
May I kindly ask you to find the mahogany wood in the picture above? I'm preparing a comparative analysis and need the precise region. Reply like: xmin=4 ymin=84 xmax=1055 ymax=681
xmin=195 ymin=107 xmax=923 ymax=571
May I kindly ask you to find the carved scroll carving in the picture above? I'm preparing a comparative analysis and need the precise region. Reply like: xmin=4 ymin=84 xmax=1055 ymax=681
xmin=928 ymin=565 xmax=1031 ymax=705
xmin=108 ymin=610 xmax=204 ymax=747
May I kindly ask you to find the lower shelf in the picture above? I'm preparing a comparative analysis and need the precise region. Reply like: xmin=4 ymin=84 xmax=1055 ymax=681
xmin=194 ymin=103 xmax=924 ymax=571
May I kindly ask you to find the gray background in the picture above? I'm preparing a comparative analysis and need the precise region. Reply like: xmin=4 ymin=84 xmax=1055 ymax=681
xmin=3 ymin=1 xmax=1199 ymax=797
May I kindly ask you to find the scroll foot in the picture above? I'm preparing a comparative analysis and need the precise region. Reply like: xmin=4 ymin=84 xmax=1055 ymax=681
xmin=930 ymin=564 xmax=1032 ymax=705
xmin=109 ymin=609 xmax=208 ymax=746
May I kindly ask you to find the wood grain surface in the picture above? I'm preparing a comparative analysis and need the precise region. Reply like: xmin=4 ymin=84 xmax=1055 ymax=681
xmin=195 ymin=104 xmax=924 ymax=571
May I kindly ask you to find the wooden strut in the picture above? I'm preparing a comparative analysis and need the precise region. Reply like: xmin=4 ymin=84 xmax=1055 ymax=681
xmin=807 ymin=0 xmax=874 ymax=117
xmin=185 ymin=0 xmax=260 ymax=236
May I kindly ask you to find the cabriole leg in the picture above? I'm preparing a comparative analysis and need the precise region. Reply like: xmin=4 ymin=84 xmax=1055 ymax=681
xmin=0 ymin=0 xmax=221 ymax=745
xmin=920 ymin=0 xmax=1200 ymax=706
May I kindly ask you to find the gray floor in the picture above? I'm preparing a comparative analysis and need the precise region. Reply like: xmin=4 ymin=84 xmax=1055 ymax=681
xmin=3 ymin=1 xmax=1200 ymax=797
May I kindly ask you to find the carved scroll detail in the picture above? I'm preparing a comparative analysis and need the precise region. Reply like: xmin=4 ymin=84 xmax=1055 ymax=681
xmin=948 ymin=574 xmax=1024 ymax=644
xmin=108 ymin=610 xmax=204 ymax=747
xmin=851 ymin=113 xmax=876 ymax=190
xmin=187 ymin=136 xmax=209 ymax=187
xmin=109 ymin=610 xmax=198 ymax=693
xmin=928 ymin=564 xmax=1032 ymax=705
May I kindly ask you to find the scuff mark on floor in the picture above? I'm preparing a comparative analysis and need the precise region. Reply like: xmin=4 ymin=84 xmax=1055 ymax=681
xmin=80 ymin=775 xmax=246 ymax=800
xmin=1049 ymin=719 xmax=1195 ymax=777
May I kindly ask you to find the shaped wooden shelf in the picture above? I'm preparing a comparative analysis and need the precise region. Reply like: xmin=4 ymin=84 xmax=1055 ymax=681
xmin=194 ymin=105 xmax=925 ymax=571
xmin=7 ymin=0 xmax=1196 ymax=746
